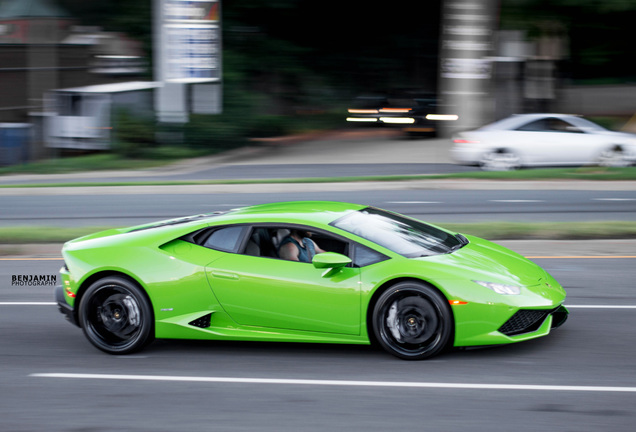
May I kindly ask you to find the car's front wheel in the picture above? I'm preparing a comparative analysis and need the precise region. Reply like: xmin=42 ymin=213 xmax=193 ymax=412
xmin=372 ymin=281 xmax=453 ymax=360
xmin=598 ymin=145 xmax=631 ymax=167
xmin=79 ymin=276 xmax=154 ymax=354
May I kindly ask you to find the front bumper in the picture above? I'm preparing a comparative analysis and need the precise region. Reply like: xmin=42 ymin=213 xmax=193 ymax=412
xmin=55 ymin=285 xmax=79 ymax=327
xmin=499 ymin=305 xmax=569 ymax=336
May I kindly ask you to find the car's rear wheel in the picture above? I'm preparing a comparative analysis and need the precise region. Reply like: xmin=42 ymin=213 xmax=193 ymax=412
xmin=372 ymin=281 xmax=453 ymax=360
xmin=480 ymin=149 xmax=520 ymax=171
xmin=79 ymin=276 xmax=154 ymax=354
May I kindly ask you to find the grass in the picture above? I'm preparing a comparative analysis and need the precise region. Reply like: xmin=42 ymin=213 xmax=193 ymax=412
xmin=436 ymin=166 xmax=636 ymax=181
xmin=1 ymin=221 xmax=636 ymax=245
xmin=2 ymin=167 xmax=636 ymax=189
xmin=0 ymin=226 xmax=115 ymax=244
xmin=443 ymin=221 xmax=636 ymax=240
xmin=0 ymin=147 xmax=214 ymax=176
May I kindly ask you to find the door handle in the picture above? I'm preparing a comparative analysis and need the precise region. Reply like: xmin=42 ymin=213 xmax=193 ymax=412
xmin=210 ymin=271 xmax=239 ymax=281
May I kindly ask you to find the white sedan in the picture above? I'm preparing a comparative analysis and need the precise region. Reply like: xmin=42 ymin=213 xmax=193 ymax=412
xmin=451 ymin=114 xmax=636 ymax=170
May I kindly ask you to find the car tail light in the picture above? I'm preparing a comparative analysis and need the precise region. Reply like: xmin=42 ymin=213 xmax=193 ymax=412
xmin=380 ymin=107 xmax=412 ymax=113
xmin=453 ymin=138 xmax=480 ymax=144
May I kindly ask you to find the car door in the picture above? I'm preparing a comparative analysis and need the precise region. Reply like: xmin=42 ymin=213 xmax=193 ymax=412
xmin=204 ymin=226 xmax=362 ymax=335
xmin=514 ymin=117 xmax=598 ymax=165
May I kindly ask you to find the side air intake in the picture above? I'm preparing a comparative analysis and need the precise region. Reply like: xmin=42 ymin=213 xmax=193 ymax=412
xmin=189 ymin=313 xmax=212 ymax=328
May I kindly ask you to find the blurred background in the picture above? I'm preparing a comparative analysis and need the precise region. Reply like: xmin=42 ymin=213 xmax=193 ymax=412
xmin=1 ymin=0 xmax=636 ymax=166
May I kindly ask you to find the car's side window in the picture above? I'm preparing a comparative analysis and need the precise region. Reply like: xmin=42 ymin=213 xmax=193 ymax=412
xmin=517 ymin=118 xmax=584 ymax=133
xmin=560 ymin=121 xmax=584 ymax=133
xmin=516 ymin=119 xmax=546 ymax=132
xmin=546 ymin=118 xmax=584 ymax=133
xmin=202 ymin=226 xmax=247 ymax=253
xmin=352 ymin=244 xmax=388 ymax=267
xmin=241 ymin=226 xmax=349 ymax=263
xmin=190 ymin=224 xmax=387 ymax=267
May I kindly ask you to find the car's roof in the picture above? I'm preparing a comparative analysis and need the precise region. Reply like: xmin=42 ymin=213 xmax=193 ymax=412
xmin=478 ymin=113 xmax=606 ymax=132
xmin=214 ymin=201 xmax=366 ymax=226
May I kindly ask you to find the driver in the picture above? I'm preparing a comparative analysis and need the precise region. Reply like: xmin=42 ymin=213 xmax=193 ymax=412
xmin=278 ymin=230 xmax=326 ymax=262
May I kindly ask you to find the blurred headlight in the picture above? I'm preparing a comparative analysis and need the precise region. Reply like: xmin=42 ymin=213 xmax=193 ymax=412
xmin=426 ymin=114 xmax=459 ymax=121
xmin=346 ymin=117 xmax=378 ymax=122
xmin=473 ymin=280 xmax=521 ymax=295
xmin=380 ymin=117 xmax=415 ymax=124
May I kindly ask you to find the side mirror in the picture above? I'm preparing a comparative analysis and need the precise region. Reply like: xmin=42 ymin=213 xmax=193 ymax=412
xmin=312 ymin=253 xmax=352 ymax=275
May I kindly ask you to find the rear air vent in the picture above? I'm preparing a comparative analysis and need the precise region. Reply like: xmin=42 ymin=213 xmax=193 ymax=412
xmin=189 ymin=313 xmax=212 ymax=328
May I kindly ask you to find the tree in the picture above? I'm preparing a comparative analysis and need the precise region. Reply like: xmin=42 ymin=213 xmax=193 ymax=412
xmin=501 ymin=0 xmax=636 ymax=81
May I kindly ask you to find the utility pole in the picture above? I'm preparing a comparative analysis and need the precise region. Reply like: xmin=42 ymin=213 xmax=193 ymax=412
xmin=439 ymin=0 xmax=499 ymax=135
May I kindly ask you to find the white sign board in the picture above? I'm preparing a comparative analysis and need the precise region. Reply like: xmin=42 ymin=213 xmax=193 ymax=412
xmin=154 ymin=0 xmax=222 ymax=122
xmin=160 ymin=0 xmax=221 ymax=83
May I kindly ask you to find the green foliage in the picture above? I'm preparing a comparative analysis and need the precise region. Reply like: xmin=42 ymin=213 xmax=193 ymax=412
xmin=111 ymin=109 xmax=156 ymax=158
xmin=501 ymin=0 xmax=636 ymax=81
xmin=246 ymin=115 xmax=289 ymax=138
xmin=181 ymin=115 xmax=247 ymax=150
xmin=0 ymin=152 xmax=196 ymax=176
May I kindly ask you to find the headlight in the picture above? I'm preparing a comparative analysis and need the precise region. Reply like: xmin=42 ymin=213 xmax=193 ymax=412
xmin=473 ymin=280 xmax=521 ymax=295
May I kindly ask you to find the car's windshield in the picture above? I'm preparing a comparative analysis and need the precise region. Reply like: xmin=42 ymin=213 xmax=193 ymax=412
xmin=331 ymin=207 xmax=465 ymax=257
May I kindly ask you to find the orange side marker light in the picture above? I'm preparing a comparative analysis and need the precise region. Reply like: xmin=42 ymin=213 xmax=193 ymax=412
xmin=449 ymin=300 xmax=468 ymax=305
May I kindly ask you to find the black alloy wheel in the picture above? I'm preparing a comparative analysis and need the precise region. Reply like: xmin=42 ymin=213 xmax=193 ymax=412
xmin=372 ymin=281 xmax=453 ymax=360
xmin=79 ymin=276 xmax=154 ymax=354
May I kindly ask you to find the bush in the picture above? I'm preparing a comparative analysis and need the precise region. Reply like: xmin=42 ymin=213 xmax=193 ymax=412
xmin=247 ymin=115 xmax=289 ymax=137
xmin=112 ymin=109 xmax=156 ymax=158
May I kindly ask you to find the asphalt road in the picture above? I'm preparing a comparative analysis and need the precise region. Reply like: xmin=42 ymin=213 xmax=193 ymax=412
xmin=1 ymin=189 xmax=635 ymax=227
xmin=1 ymin=256 xmax=635 ymax=432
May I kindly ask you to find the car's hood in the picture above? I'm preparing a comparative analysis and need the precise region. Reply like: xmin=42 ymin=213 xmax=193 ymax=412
xmin=419 ymin=236 xmax=546 ymax=287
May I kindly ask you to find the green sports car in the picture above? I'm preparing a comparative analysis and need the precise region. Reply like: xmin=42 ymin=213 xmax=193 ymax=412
xmin=55 ymin=201 xmax=568 ymax=360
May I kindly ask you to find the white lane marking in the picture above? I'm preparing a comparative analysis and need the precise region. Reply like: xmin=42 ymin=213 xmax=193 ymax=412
xmin=30 ymin=373 xmax=636 ymax=393
xmin=489 ymin=200 xmax=545 ymax=203
xmin=593 ymin=198 xmax=636 ymax=201
xmin=200 ymin=204 xmax=250 ymax=207
xmin=0 ymin=257 xmax=62 ymax=261
xmin=386 ymin=201 xmax=441 ymax=204
xmin=0 ymin=302 xmax=56 ymax=305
